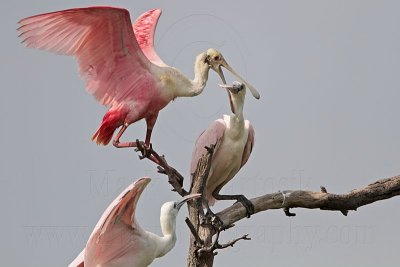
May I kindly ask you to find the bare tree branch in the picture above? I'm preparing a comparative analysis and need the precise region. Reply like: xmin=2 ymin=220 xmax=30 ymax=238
xmin=217 ymin=175 xmax=400 ymax=228
xmin=215 ymin=234 xmax=251 ymax=250
xmin=134 ymin=143 xmax=400 ymax=267
xmin=197 ymin=233 xmax=251 ymax=255
xmin=135 ymin=141 xmax=188 ymax=196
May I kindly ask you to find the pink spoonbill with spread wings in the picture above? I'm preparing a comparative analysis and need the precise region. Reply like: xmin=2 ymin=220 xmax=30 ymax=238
xmin=190 ymin=81 xmax=258 ymax=217
xmin=18 ymin=7 xmax=258 ymax=149
xmin=69 ymin=177 xmax=200 ymax=267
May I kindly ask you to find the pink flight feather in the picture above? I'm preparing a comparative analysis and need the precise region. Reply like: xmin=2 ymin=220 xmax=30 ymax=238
xmin=18 ymin=7 xmax=171 ymax=145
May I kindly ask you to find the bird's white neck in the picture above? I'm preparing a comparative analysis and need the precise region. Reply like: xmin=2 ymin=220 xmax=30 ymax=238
xmin=177 ymin=52 xmax=210 ymax=97
xmin=154 ymin=213 xmax=178 ymax=258
xmin=222 ymin=90 xmax=245 ymax=141
xmin=229 ymin=90 xmax=245 ymax=125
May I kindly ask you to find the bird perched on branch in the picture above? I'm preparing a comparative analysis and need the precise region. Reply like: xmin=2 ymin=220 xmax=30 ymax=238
xmin=18 ymin=7 xmax=255 ymax=150
xmin=190 ymin=81 xmax=259 ymax=218
xmin=69 ymin=177 xmax=200 ymax=267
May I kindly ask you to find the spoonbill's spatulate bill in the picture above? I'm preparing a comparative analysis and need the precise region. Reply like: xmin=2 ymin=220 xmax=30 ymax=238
xmin=69 ymin=177 xmax=200 ymax=267
xmin=18 ymin=7 xmax=253 ymax=148
xmin=190 ymin=82 xmax=259 ymax=217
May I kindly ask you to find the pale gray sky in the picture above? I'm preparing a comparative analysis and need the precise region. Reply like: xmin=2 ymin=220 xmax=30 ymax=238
xmin=1 ymin=1 xmax=400 ymax=266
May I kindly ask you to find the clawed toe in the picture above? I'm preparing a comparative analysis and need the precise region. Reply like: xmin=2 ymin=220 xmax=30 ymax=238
xmin=134 ymin=140 xmax=152 ymax=159
xmin=236 ymin=197 xmax=254 ymax=218
xmin=203 ymin=207 xmax=224 ymax=230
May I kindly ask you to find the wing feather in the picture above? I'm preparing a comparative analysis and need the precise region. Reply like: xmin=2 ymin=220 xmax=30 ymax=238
xmin=18 ymin=7 xmax=159 ymax=106
xmin=133 ymin=9 xmax=166 ymax=66
xmin=88 ymin=177 xmax=151 ymax=241
xmin=241 ymin=121 xmax=255 ymax=168
xmin=68 ymin=249 xmax=85 ymax=267
xmin=190 ymin=119 xmax=226 ymax=179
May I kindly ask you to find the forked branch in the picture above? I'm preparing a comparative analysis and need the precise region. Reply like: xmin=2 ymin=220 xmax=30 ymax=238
xmin=134 ymin=141 xmax=188 ymax=196
xmin=134 ymin=142 xmax=400 ymax=267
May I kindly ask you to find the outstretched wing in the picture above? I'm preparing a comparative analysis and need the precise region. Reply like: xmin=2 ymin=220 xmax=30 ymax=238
xmin=68 ymin=249 xmax=84 ymax=267
xmin=133 ymin=9 xmax=166 ymax=67
xmin=18 ymin=7 xmax=159 ymax=106
xmin=190 ymin=119 xmax=226 ymax=180
xmin=241 ymin=121 xmax=255 ymax=168
xmin=89 ymin=177 xmax=151 ymax=240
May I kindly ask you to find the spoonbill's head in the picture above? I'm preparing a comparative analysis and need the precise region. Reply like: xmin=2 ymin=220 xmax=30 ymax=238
xmin=219 ymin=81 xmax=245 ymax=95
xmin=219 ymin=81 xmax=246 ymax=114
xmin=206 ymin=48 xmax=260 ymax=99
xmin=160 ymin=193 xmax=201 ymax=220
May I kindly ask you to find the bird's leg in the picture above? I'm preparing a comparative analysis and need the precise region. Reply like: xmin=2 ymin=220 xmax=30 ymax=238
xmin=145 ymin=128 xmax=152 ymax=147
xmin=212 ymin=191 xmax=254 ymax=218
xmin=112 ymin=123 xmax=139 ymax=148
xmin=137 ymin=114 xmax=158 ymax=158
xmin=112 ymin=123 xmax=155 ymax=163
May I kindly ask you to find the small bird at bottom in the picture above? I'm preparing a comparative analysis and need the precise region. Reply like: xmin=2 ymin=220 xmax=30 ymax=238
xmin=69 ymin=177 xmax=200 ymax=267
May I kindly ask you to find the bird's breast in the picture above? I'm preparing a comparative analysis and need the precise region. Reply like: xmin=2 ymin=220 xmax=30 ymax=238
xmin=207 ymin=132 xmax=248 ymax=186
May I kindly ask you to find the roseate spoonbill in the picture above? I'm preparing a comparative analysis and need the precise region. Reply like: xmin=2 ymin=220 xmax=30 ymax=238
xmin=69 ymin=177 xmax=200 ymax=267
xmin=190 ymin=81 xmax=258 ymax=217
xmin=18 ymin=7 xmax=255 ymax=149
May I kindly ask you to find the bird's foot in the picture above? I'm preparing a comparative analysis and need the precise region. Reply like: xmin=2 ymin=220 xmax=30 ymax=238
xmin=204 ymin=208 xmax=225 ymax=231
xmin=235 ymin=196 xmax=255 ymax=218
xmin=283 ymin=207 xmax=296 ymax=217
xmin=134 ymin=140 xmax=152 ymax=159
xmin=202 ymin=205 xmax=234 ymax=231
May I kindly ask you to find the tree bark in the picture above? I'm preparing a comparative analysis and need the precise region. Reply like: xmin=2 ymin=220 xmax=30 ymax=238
xmin=217 ymin=175 xmax=400 ymax=228
xmin=137 ymin=146 xmax=400 ymax=267
xmin=186 ymin=174 xmax=400 ymax=266
xmin=186 ymin=148 xmax=216 ymax=267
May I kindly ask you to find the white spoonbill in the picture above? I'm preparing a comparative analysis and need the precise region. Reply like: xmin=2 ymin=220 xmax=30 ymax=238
xmin=69 ymin=177 xmax=200 ymax=267
xmin=190 ymin=81 xmax=258 ymax=217
xmin=18 ymin=7 xmax=257 ymax=149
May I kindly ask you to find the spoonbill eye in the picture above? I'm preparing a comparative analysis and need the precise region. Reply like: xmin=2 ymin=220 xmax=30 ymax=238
xmin=213 ymin=55 xmax=220 ymax=61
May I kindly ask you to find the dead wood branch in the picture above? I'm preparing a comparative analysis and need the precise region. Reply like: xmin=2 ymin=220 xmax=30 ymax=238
xmin=133 ymin=142 xmax=400 ymax=267
xmin=217 ymin=175 xmax=400 ymax=228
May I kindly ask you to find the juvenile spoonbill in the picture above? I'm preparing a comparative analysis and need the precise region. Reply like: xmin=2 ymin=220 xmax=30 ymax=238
xmin=190 ymin=81 xmax=258 ymax=217
xmin=69 ymin=177 xmax=200 ymax=267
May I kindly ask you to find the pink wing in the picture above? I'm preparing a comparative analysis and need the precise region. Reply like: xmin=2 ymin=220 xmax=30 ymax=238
xmin=68 ymin=249 xmax=84 ymax=267
xmin=190 ymin=119 xmax=226 ymax=178
xmin=18 ymin=7 xmax=159 ymax=106
xmin=133 ymin=9 xmax=166 ymax=67
xmin=89 ymin=177 xmax=151 ymax=240
xmin=241 ymin=122 xmax=255 ymax=168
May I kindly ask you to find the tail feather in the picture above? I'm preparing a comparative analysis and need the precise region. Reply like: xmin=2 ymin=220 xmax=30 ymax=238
xmin=92 ymin=108 xmax=127 ymax=145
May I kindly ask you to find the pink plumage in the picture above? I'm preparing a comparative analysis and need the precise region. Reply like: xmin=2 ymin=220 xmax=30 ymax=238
xmin=190 ymin=82 xmax=258 ymax=210
xmin=69 ymin=177 xmax=151 ymax=267
xmin=91 ymin=106 xmax=128 ymax=145
xmin=190 ymin=118 xmax=255 ymax=205
xmin=68 ymin=177 xmax=201 ymax=266
xmin=18 ymin=7 xmax=218 ymax=147
xmin=133 ymin=9 xmax=166 ymax=67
